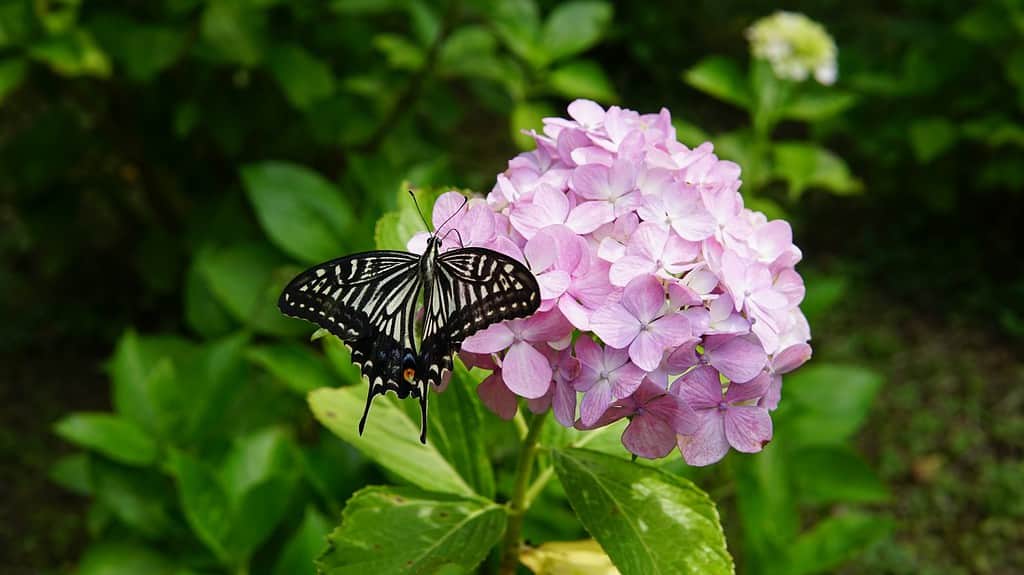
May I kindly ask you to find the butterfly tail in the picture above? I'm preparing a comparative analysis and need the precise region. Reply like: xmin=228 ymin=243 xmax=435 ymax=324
xmin=418 ymin=383 xmax=429 ymax=444
xmin=358 ymin=382 xmax=378 ymax=436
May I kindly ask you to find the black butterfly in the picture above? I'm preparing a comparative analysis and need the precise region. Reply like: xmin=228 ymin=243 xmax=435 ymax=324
xmin=278 ymin=197 xmax=540 ymax=443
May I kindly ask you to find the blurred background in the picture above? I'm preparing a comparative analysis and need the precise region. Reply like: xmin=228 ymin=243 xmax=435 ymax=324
xmin=2 ymin=0 xmax=1022 ymax=574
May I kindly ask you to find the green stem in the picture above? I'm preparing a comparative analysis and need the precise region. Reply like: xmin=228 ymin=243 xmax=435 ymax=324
xmin=522 ymin=425 xmax=604 ymax=508
xmin=498 ymin=410 xmax=548 ymax=575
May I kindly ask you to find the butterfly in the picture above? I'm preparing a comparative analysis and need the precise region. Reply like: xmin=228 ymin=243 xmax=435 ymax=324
xmin=278 ymin=195 xmax=540 ymax=443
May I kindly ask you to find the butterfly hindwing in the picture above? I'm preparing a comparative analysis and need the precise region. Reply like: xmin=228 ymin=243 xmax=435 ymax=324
xmin=277 ymin=251 xmax=423 ymax=432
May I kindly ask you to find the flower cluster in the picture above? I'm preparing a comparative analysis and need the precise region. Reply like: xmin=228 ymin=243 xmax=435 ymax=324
xmin=410 ymin=100 xmax=811 ymax=466
xmin=746 ymin=11 xmax=837 ymax=85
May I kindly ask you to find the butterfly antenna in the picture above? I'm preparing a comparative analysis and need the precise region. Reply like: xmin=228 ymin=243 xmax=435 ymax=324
xmin=434 ymin=195 xmax=469 ymax=237
xmin=441 ymin=228 xmax=465 ymax=248
xmin=408 ymin=189 xmax=433 ymax=232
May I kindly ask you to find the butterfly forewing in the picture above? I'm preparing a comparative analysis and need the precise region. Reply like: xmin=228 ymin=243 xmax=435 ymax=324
xmin=278 ymin=250 xmax=423 ymax=430
xmin=419 ymin=247 xmax=541 ymax=389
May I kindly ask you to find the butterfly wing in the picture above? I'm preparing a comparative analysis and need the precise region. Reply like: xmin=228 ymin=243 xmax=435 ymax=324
xmin=416 ymin=247 xmax=541 ymax=437
xmin=278 ymin=250 xmax=422 ymax=434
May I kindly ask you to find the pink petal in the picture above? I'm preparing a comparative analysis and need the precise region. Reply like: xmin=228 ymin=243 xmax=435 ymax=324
xmin=608 ymin=159 xmax=638 ymax=195
xmin=579 ymin=382 xmax=613 ymax=426
xmin=552 ymin=378 xmax=577 ymax=427
xmin=724 ymin=406 xmax=772 ymax=453
xmin=477 ymin=372 xmax=518 ymax=420
xmin=558 ymin=296 xmax=592 ymax=330
xmin=724 ymin=371 xmax=771 ymax=403
xmin=503 ymin=342 xmax=553 ymax=399
xmin=629 ymin=331 xmax=664 ymax=372
xmin=609 ymin=361 xmax=645 ymax=399
xmin=461 ymin=322 xmax=515 ymax=354
xmin=520 ymin=309 xmax=573 ymax=343
xmin=664 ymin=339 xmax=700 ymax=372
xmin=772 ymin=343 xmax=812 ymax=375
xmin=622 ymin=415 xmax=677 ymax=459
xmin=678 ymin=410 xmax=730 ymax=467
xmin=431 ymin=191 xmax=468 ymax=229
xmin=649 ymin=313 xmax=692 ymax=349
xmin=573 ymin=336 xmax=603 ymax=371
xmin=537 ymin=270 xmax=571 ymax=301
xmin=510 ymin=186 xmax=569 ymax=239
xmin=609 ymin=255 xmax=656 ymax=287
xmin=567 ymin=99 xmax=605 ymax=128
xmin=566 ymin=201 xmax=615 ymax=234
xmin=671 ymin=365 xmax=723 ymax=410
xmin=630 ymin=222 xmax=667 ymax=261
xmin=645 ymin=393 xmax=699 ymax=436
xmin=570 ymin=164 xmax=610 ymax=201
xmin=751 ymin=220 xmax=792 ymax=262
xmin=663 ymin=186 xmax=715 ymax=241
xmin=590 ymin=304 xmax=641 ymax=348
xmin=760 ymin=374 xmax=782 ymax=411
xmin=705 ymin=335 xmax=767 ymax=383
xmin=620 ymin=275 xmax=665 ymax=324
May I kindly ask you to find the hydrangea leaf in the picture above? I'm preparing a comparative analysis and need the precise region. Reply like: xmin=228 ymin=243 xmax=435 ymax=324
xmin=786 ymin=512 xmax=894 ymax=575
xmin=541 ymin=1 xmax=613 ymax=64
xmin=90 ymin=457 xmax=177 ymax=539
xmin=88 ymin=14 xmax=187 ymax=82
xmin=773 ymin=363 xmax=884 ymax=447
xmin=772 ymin=142 xmax=862 ymax=198
xmin=246 ymin=342 xmax=338 ymax=395
xmin=309 ymin=386 xmax=476 ymax=496
xmin=548 ymin=59 xmax=618 ymax=103
xmin=54 ymin=413 xmax=159 ymax=466
xmin=76 ymin=541 xmax=179 ymax=575
xmin=781 ymin=90 xmax=858 ymax=122
xmin=791 ymin=446 xmax=890 ymax=505
xmin=683 ymin=56 xmax=752 ymax=109
xmin=553 ymin=447 xmax=734 ymax=575
xmin=272 ymin=506 xmax=331 ymax=575
xmin=241 ymin=162 xmax=355 ymax=264
xmin=267 ymin=43 xmax=336 ymax=109
xmin=316 ymin=486 xmax=506 ymax=574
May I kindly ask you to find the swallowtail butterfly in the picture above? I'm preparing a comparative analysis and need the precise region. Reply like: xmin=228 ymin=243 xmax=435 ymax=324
xmin=278 ymin=195 xmax=540 ymax=443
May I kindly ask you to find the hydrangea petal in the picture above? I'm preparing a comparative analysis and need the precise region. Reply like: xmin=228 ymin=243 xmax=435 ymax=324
xmin=502 ymin=342 xmax=553 ymax=399
xmin=622 ymin=415 xmax=677 ymax=459
xmin=678 ymin=410 xmax=730 ymax=467
xmin=724 ymin=406 xmax=772 ymax=453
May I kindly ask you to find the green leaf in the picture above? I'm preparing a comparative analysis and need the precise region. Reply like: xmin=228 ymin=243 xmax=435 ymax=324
xmin=553 ymin=448 xmax=733 ymax=575
xmin=772 ymin=142 xmax=862 ymax=198
xmin=426 ymin=363 xmax=496 ymax=498
xmin=309 ymin=386 xmax=476 ymax=496
xmin=242 ymin=162 xmax=354 ymax=264
xmin=177 ymin=333 xmax=251 ymax=443
xmin=908 ymin=117 xmax=958 ymax=163
xmin=316 ymin=486 xmax=506 ymax=574
xmin=197 ymin=242 xmax=308 ymax=336
xmin=184 ymin=249 xmax=237 ymax=338
xmin=55 ymin=413 xmax=159 ymax=466
xmin=775 ymin=363 xmax=884 ymax=448
xmin=787 ymin=512 xmax=894 ymax=575
xmin=684 ymin=57 xmax=752 ymax=109
xmin=90 ymin=458 xmax=177 ymax=538
xmin=486 ymin=0 xmax=545 ymax=68
xmin=541 ymin=1 xmax=612 ymax=64
xmin=50 ymin=453 xmax=92 ymax=495
xmin=29 ymin=30 xmax=111 ymax=77
xmin=781 ymin=90 xmax=858 ymax=122
xmin=798 ymin=272 xmax=848 ymax=327
xmin=267 ymin=43 xmax=336 ymax=109
xmin=373 ymin=185 xmax=447 ymax=251
xmin=548 ymin=59 xmax=617 ymax=102
xmin=226 ymin=474 xmax=299 ymax=557
xmin=220 ymin=426 xmax=297 ymax=500
xmin=733 ymin=441 xmax=799 ymax=573
xmin=321 ymin=334 xmax=364 ymax=386
xmin=248 ymin=342 xmax=337 ymax=395
xmin=88 ymin=14 xmax=186 ymax=82
xmin=170 ymin=450 xmax=233 ymax=561
xmin=76 ymin=540 xmax=178 ymax=575
xmin=373 ymin=33 xmax=424 ymax=70
xmin=0 ymin=57 xmax=26 ymax=102
xmin=273 ymin=506 xmax=330 ymax=575
xmin=0 ymin=1 xmax=34 ymax=48
xmin=199 ymin=0 xmax=267 ymax=66
xmin=511 ymin=100 xmax=555 ymax=151
xmin=107 ymin=331 xmax=196 ymax=433
xmin=791 ymin=446 xmax=889 ymax=505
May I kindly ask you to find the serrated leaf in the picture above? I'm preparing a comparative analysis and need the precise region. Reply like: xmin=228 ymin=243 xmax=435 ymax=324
xmin=316 ymin=486 xmax=506 ymax=574
xmin=241 ymin=162 xmax=354 ymax=264
xmin=541 ymin=1 xmax=612 ymax=64
xmin=684 ymin=56 xmax=751 ymax=109
xmin=553 ymin=448 xmax=733 ymax=575
xmin=309 ymin=386 xmax=476 ymax=496
xmin=54 ymin=413 xmax=159 ymax=466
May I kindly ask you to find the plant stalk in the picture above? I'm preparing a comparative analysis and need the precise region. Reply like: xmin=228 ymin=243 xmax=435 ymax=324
xmin=498 ymin=410 xmax=548 ymax=575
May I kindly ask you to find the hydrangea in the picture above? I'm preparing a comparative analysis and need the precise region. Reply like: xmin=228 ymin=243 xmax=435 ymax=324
xmin=410 ymin=99 xmax=812 ymax=466
xmin=746 ymin=11 xmax=838 ymax=85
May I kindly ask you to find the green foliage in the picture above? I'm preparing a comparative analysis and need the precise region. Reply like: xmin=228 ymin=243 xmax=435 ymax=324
xmin=554 ymin=448 xmax=734 ymax=574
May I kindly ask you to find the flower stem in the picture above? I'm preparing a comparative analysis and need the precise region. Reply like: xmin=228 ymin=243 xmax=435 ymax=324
xmin=498 ymin=410 xmax=548 ymax=575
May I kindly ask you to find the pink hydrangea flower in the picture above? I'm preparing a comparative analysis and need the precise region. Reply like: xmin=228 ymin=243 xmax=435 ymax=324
xmin=434 ymin=99 xmax=811 ymax=464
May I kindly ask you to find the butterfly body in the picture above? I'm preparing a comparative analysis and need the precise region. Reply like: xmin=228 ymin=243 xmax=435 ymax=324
xmin=279 ymin=227 xmax=540 ymax=443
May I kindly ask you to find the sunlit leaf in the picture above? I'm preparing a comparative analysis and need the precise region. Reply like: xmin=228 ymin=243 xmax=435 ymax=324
xmin=786 ymin=512 xmax=894 ymax=575
xmin=267 ymin=43 xmax=336 ymax=109
xmin=247 ymin=342 xmax=338 ymax=395
xmin=54 ymin=413 xmax=159 ymax=467
xmin=541 ymin=1 xmax=612 ymax=64
xmin=548 ymin=59 xmax=617 ymax=102
xmin=773 ymin=142 xmax=862 ymax=198
xmin=273 ymin=506 xmax=331 ymax=575
xmin=684 ymin=56 xmax=751 ymax=109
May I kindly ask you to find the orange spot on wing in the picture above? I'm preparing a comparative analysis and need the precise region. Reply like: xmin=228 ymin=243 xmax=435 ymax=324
xmin=403 ymin=368 xmax=416 ymax=383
